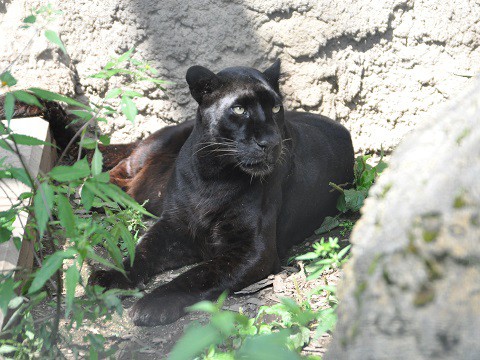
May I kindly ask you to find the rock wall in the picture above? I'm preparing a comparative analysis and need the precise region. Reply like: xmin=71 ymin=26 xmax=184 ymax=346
xmin=326 ymin=77 xmax=480 ymax=359
xmin=1 ymin=0 xmax=479 ymax=150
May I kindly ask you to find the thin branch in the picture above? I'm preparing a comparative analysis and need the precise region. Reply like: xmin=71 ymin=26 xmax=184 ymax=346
xmin=57 ymin=106 xmax=101 ymax=165
xmin=1 ymin=28 xmax=42 ymax=75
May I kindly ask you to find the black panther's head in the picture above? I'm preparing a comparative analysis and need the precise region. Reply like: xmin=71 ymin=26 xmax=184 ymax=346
xmin=186 ymin=60 xmax=285 ymax=177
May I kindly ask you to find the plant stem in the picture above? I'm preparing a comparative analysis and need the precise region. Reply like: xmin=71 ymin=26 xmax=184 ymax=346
xmin=328 ymin=182 xmax=345 ymax=193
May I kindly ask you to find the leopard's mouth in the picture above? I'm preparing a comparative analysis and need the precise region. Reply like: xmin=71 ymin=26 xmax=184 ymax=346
xmin=238 ymin=159 xmax=274 ymax=177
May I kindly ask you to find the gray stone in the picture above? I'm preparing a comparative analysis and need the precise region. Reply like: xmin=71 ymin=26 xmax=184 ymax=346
xmin=326 ymin=77 xmax=480 ymax=359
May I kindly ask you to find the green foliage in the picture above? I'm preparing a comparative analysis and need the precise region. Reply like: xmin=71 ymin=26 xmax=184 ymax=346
xmin=170 ymin=292 xmax=338 ymax=360
xmin=296 ymin=237 xmax=350 ymax=280
xmin=0 ymin=72 xmax=17 ymax=87
xmin=338 ymin=220 xmax=354 ymax=237
xmin=44 ymin=30 xmax=67 ymax=55
xmin=337 ymin=153 xmax=387 ymax=213
xmin=0 ymin=6 xmax=163 ymax=357
xmin=316 ymin=153 xmax=387 ymax=236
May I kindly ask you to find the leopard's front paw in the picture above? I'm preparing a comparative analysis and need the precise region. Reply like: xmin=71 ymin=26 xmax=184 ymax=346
xmin=129 ymin=292 xmax=187 ymax=326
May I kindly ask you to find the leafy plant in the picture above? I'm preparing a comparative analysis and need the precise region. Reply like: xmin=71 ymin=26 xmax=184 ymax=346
xmin=295 ymin=237 xmax=350 ymax=280
xmin=0 ymin=6 xmax=164 ymax=358
xmin=316 ymin=153 xmax=387 ymax=235
xmin=169 ymin=291 xmax=338 ymax=360
xmin=336 ymin=153 xmax=387 ymax=213
xmin=338 ymin=220 xmax=354 ymax=237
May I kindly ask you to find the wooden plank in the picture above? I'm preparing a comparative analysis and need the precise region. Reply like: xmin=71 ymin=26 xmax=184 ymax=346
xmin=0 ymin=117 xmax=55 ymax=328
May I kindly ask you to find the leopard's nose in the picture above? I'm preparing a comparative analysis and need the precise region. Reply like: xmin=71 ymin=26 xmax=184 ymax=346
xmin=254 ymin=138 xmax=269 ymax=150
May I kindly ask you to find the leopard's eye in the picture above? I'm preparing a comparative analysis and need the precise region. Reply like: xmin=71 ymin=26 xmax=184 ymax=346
xmin=232 ymin=106 xmax=245 ymax=115
xmin=272 ymin=105 xmax=281 ymax=114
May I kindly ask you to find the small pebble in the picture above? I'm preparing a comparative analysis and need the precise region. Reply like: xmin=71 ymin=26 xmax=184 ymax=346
xmin=226 ymin=303 xmax=242 ymax=312
xmin=152 ymin=337 xmax=167 ymax=344
xmin=246 ymin=297 xmax=265 ymax=306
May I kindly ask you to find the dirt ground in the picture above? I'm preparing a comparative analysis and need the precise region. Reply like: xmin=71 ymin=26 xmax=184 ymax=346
xmin=32 ymin=219 xmax=354 ymax=359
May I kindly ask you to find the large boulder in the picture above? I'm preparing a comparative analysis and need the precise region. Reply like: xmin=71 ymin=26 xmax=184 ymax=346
xmin=326 ymin=77 xmax=480 ymax=359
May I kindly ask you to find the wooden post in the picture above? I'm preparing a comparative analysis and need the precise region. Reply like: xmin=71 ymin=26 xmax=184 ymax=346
xmin=0 ymin=117 xmax=55 ymax=328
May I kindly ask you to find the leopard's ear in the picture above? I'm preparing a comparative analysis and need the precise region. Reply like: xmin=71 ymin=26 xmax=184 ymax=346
xmin=186 ymin=66 xmax=220 ymax=104
xmin=263 ymin=59 xmax=281 ymax=93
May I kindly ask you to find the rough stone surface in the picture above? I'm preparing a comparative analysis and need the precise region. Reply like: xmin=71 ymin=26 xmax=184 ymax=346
xmin=326 ymin=77 xmax=480 ymax=359
xmin=1 ymin=0 xmax=480 ymax=150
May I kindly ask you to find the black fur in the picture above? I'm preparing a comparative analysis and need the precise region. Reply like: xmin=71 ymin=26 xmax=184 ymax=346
xmin=88 ymin=61 xmax=354 ymax=326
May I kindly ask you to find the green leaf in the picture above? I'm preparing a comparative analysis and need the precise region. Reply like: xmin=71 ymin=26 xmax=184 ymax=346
xmin=306 ymin=267 xmax=327 ymax=281
xmin=120 ymin=96 xmax=137 ymax=122
xmin=86 ymin=249 xmax=125 ymax=275
xmin=315 ymin=216 xmax=340 ymax=235
xmin=29 ymin=88 xmax=90 ymax=110
xmin=316 ymin=308 xmax=337 ymax=336
xmin=280 ymin=297 xmax=301 ymax=314
xmin=116 ymin=47 xmax=135 ymax=63
xmin=98 ymin=183 xmax=156 ymax=218
xmin=123 ymin=90 xmax=143 ymax=98
xmin=105 ymin=88 xmax=122 ymax=99
xmin=295 ymin=252 xmax=319 ymax=261
xmin=263 ymin=304 xmax=293 ymax=326
xmin=187 ymin=301 xmax=218 ymax=314
xmin=23 ymin=15 xmax=36 ymax=23
xmin=103 ymin=232 xmax=125 ymax=269
xmin=99 ymin=135 xmax=110 ymax=145
xmin=79 ymin=137 xmax=96 ymax=150
xmin=337 ymin=244 xmax=351 ymax=260
xmin=93 ymin=171 xmax=110 ymax=183
xmin=0 ymin=139 xmax=12 ymax=152
xmin=104 ymin=61 xmax=115 ymax=70
xmin=0 ymin=71 xmax=17 ymax=87
xmin=237 ymin=331 xmax=299 ymax=360
xmin=375 ymin=160 xmax=388 ymax=174
xmin=83 ymin=181 xmax=111 ymax=204
xmin=0 ymin=227 xmax=13 ymax=244
xmin=8 ymin=296 xmax=23 ymax=309
xmin=288 ymin=326 xmax=310 ymax=350
xmin=57 ymin=194 xmax=76 ymax=237
xmin=8 ymin=167 xmax=33 ymax=187
xmin=211 ymin=311 xmax=236 ymax=335
xmin=0 ymin=345 xmax=17 ymax=355
xmin=336 ymin=194 xmax=347 ymax=213
xmin=81 ymin=182 xmax=95 ymax=211
xmin=169 ymin=323 xmax=222 ymax=360
xmin=343 ymin=189 xmax=367 ymax=212
xmin=49 ymin=158 xmax=90 ymax=182
xmin=4 ymin=93 xmax=15 ymax=121
xmin=216 ymin=291 xmax=228 ymax=308
xmin=28 ymin=249 xmax=76 ymax=294
xmin=65 ymin=264 xmax=79 ymax=317
xmin=70 ymin=110 xmax=93 ymax=120
xmin=33 ymin=181 xmax=54 ymax=237
xmin=0 ymin=277 xmax=15 ymax=319
xmin=12 ymin=90 xmax=43 ymax=108
xmin=312 ymin=259 xmax=335 ymax=266
xmin=114 ymin=222 xmax=135 ymax=266
xmin=8 ymin=133 xmax=55 ymax=147
xmin=91 ymin=146 xmax=103 ymax=176
xmin=359 ymin=169 xmax=376 ymax=188
xmin=102 ymin=290 xmax=124 ymax=315
xmin=44 ymin=30 xmax=67 ymax=55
